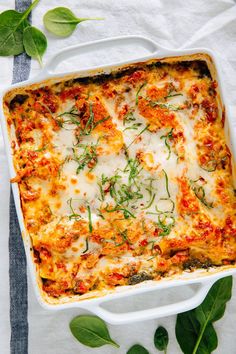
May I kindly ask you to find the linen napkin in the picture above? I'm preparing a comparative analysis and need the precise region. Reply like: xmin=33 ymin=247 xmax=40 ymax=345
xmin=9 ymin=4 xmax=33 ymax=354
xmin=0 ymin=1 xmax=236 ymax=353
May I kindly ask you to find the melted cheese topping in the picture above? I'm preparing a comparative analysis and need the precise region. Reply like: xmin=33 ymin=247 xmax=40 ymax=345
xmin=5 ymin=59 xmax=236 ymax=299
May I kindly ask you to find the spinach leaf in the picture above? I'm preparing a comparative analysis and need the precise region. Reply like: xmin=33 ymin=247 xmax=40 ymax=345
xmin=154 ymin=326 xmax=169 ymax=353
xmin=23 ymin=26 xmax=47 ymax=66
xmin=0 ymin=0 xmax=40 ymax=56
xmin=43 ymin=7 xmax=103 ymax=37
xmin=176 ymin=276 xmax=232 ymax=354
xmin=69 ymin=315 xmax=119 ymax=348
xmin=195 ymin=276 xmax=232 ymax=324
xmin=176 ymin=310 xmax=217 ymax=354
xmin=127 ymin=344 xmax=149 ymax=354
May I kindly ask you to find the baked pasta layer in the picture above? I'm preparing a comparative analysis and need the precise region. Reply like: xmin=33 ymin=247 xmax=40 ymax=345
xmin=5 ymin=58 xmax=236 ymax=299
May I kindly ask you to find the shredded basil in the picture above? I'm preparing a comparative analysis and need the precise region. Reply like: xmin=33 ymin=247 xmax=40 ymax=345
xmin=87 ymin=205 xmax=93 ymax=232
xmin=67 ymin=198 xmax=81 ymax=220
xmin=190 ymin=179 xmax=213 ymax=209
xmin=125 ymin=124 xmax=150 ymax=150
xmin=123 ymin=111 xmax=136 ymax=125
xmin=82 ymin=237 xmax=89 ymax=254
xmin=163 ymin=169 xmax=170 ymax=198
xmin=136 ymin=82 xmax=147 ymax=105
xmin=72 ymin=142 xmax=98 ymax=174
xmin=150 ymin=101 xmax=181 ymax=111
xmin=57 ymin=103 xmax=109 ymax=136
xmin=165 ymin=93 xmax=183 ymax=99
xmin=105 ymin=205 xmax=136 ymax=219
xmin=156 ymin=214 xmax=175 ymax=236
xmin=160 ymin=128 xmax=174 ymax=160
xmin=123 ymin=123 xmax=143 ymax=131
xmin=115 ymin=229 xmax=132 ymax=247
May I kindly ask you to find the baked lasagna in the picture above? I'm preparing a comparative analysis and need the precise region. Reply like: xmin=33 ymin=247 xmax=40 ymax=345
xmin=4 ymin=57 xmax=236 ymax=300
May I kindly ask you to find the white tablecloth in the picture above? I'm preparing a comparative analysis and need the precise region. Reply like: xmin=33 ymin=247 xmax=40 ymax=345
xmin=1 ymin=1 xmax=236 ymax=353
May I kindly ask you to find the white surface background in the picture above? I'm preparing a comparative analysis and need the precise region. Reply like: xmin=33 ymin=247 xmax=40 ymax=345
xmin=0 ymin=1 xmax=236 ymax=353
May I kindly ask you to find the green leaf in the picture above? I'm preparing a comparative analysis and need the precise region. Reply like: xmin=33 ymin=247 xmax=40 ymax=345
xmin=43 ymin=7 xmax=103 ymax=37
xmin=69 ymin=315 xmax=119 ymax=348
xmin=195 ymin=276 xmax=232 ymax=324
xmin=154 ymin=326 xmax=169 ymax=351
xmin=127 ymin=344 xmax=149 ymax=354
xmin=175 ymin=276 xmax=232 ymax=354
xmin=0 ymin=10 xmax=27 ymax=56
xmin=0 ymin=0 xmax=40 ymax=56
xmin=23 ymin=26 xmax=47 ymax=66
xmin=176 ymin=310 xmax=217 ymax=354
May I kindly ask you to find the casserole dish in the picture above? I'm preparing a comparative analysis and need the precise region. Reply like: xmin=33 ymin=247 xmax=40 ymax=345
xmin=1 ymin=35 xmax=236 ymax=324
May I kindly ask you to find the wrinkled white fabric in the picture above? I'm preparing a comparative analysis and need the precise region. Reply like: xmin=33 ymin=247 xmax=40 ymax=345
xmin=0 ymin=0 xmax=236 ymax=353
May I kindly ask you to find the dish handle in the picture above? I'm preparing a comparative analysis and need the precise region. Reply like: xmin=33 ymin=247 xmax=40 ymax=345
xmin=85 ymin=280 xmax=215 ymax=325
xmin=40 ymin=35 xmax=168 ymax=76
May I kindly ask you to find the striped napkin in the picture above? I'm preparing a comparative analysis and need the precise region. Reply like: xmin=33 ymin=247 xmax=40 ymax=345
xmin=1 ymin=1 xmax=236 ymax=353
xmin=9 ymin=1 xmax=31 ymax=353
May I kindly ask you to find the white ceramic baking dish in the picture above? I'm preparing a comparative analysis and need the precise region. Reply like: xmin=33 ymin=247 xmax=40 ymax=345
xmin=1 ymin=35 xmax=236 ymax=325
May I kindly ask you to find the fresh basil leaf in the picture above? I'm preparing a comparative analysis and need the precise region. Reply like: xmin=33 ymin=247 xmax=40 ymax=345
xmin=127 ymin=344 xmax=149 ymax=354
xmin=23 ymin=26 xmax=47 ymax=66
xmin=43 ymin=7 xmax=103 ymax=37
xmin=69 ymin=315 xmax=119 ymax=348
xmin=0 ymin=0 xmax=39 ymax=56
xmin=176 ymin=276 xmax=232 ymax=354
xmin=154 ymin=326 xmax=169 ymax=352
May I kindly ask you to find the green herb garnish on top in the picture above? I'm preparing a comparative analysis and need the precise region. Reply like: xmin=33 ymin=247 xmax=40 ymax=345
xmin=72 ymin=141 xmax=98 ymax=174
xmin=57 ymin=103 xmax=110 ymax=137
xmin=190 ymin=178 xmax=213 ymax=209
xmin=160 ymin=128 xmax=174 ymax=160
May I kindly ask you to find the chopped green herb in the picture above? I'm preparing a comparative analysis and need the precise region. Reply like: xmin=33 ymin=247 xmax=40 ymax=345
xmin=123 ymin=111 xmax=136 ymax=125
xmin=123 ymin=123 xmax=143 ymax=131
xmin=115 ymin=229 xmax=132 ymax=247
xmin=57 ymin=103 xmax=109 ymax=136
xmin=136 ymin=82 xmax=147 ymax=105
xmin=105 ymin=205 xmax=136 ymax=219
xmin=163 ymin=169 xmax=170 ymax=198
xmin=155 ymin=198 xmax=175 ymax=214
xmin=84 ymin=103 xmax=95 ymax=135
xmin=200 ymin=160 xmax=217 ymax=172
xmin=34 ymin=144 xmax=48 ymax=152
xmin=190 ymin=179 xmax=213 ymax=209
xmin=156 ymin=214 xmax=175 ymax=236
xmin=72 ymin=142 xmax=98 ymax=174
xmin=125 ymin=124 xmax=150 ymax=150
xmin=98 ymin=158 xmax=144 ymax=219
xmin=142 ymin=193 xmax=156 ymax=210
xmin=165 ymin=93 xmax=183 ymax=99
xmin=82 ymin=237 xmax=89 ymax=254
xmin=98 ymin=182 xmax=105 ymax=202
xmin=87 ymin=205 xmax=93 ymax=232
xmin=67 ymin=198 xmax=81 ymax=220
xmin=57 ymin=106 xmax=81 ymax=127
xmin=150 ymin=101 xmax=181 ymax=111
xmin=124 ymin=158 xmax=142 ymax=185
xmin=160 ymin=128 xmax=173 ymax=160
